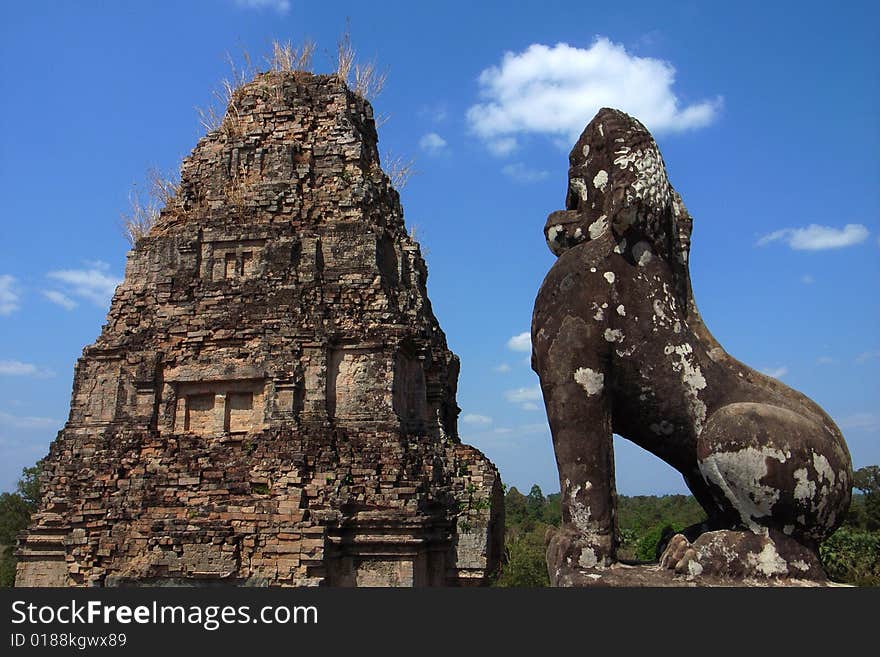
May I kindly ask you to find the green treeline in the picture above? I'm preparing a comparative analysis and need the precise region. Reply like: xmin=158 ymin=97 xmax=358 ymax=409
xmin=495 ymin=467 xmax=880 ymax=587
xmin=0 ymin=463 xmax=40 ymax=586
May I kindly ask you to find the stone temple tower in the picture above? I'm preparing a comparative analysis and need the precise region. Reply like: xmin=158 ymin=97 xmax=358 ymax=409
xmin=16 ymin=71 xmax=503 ymax=587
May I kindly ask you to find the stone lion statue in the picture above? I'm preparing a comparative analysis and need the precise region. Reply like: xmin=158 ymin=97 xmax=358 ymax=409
xmin=531 ymin=108 xmax=852 ymax=585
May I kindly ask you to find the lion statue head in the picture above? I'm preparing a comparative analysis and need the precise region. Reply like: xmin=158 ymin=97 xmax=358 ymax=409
xmin=544 ymin=108 xmax=694 ymax=296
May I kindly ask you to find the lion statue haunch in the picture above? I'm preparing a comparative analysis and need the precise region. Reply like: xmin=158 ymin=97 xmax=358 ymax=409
xmin=531 ymin=108 xmax=852 ymax=585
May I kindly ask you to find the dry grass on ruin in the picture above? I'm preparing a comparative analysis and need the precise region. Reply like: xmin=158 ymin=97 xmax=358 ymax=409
xmin=336 ymin=28 xmax=387 ymax=100
xmin=197 ymin=32 xmax=387 ymax=138
xmin=383 ymin=152 xmax=416 ymax=190
xmin=120 ymin=169 xmax=180 ymax=247
xmin=269 ymin=39 xmax=316 ymax=73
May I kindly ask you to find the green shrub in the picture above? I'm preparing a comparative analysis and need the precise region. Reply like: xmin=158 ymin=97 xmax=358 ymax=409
xmin=634 ymin=524 xmax=677 ymax=562
xmin=494 ymin=525 xmax=550 ymax=587
xmin=0 ymin=547 xmax=17 ymax=587
xmin=820 ymin=527 xmax=880 ymax=587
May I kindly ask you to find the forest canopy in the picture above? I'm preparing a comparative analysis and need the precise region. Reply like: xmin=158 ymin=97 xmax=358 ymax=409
xmin=494 ymin=467 xmax=880 ymax=587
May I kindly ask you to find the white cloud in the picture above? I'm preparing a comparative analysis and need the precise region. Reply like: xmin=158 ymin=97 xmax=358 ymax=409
xmin=493 ymin=363 xmax=512 ymax=374
xmin=0 ymin=361 xmax=38 ymax=376
xmin=756 ymin=224 xmax=869 ymax=250
xmin=507 ymin=332 xmax=531 ymax=352
xmin=0 ymin=275 xmax=20 ymax=315
xmin=502 ymin=163 xmax=549 ymax=183
xmin=466 ymin=38 xmax=721 ymax=154
xmin=856 ymin=350 xmax=880 ymax=364
xmin=463 ymin=422 xmax=550 ymax=447
xmin=801 ymin=274 xmax=814 ymax=285
xmin=0 ymin=410 xmax=60 ymax=430
xmin=839 ymin=413 xmax=880 ymax=433
xmin=504 ymin=385 xmax=542 ymax=404
xmin=83 ymin=259 xmax=111 ymax=271
xmin=419 ymin=103 xmax=448 ymax=123
xmin=520 ymin=422 xmax=549 ymax=434
xmin=461 ymin=413 xmax=492 ymax=426
xmin=0 ymin=360 xmax=54 ymax=378
xmin=232 ymin=0 xmax=290 ymax=13
xmin=419 ymin=132 xmax=448 ymax=154
xmin=42 ymin=289 xmax=77 ymax=310
xmin=816 ymin=356 xmax=836 ymax=365
xmin=761 ymin=366 xmax=788 ymax=379
xmin=487 ymin=137 xmax=518 ymax=157
xmin=46 ymin=263 xmax=121 ymax=308
xmin=520 ymin=402 xmax=540 ymax=411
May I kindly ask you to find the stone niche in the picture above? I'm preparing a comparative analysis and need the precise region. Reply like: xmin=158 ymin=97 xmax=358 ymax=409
xmin=393 ymin=351 xmax=428 ymax=431
xmin=324 ymin=517 xmax=449 ymax=587
xmin=70 ymin=359 xmax=122 ymax=426
xmin=171 ymin=379 xmax=266 ymax=435
xmin=270 ymin=377 xmax=305 ymax=422
xmin=323 ymin=346 xmax=430 ymax=430
xmin=326 ymin=348 xmax=392 ymax=422
xmin=376 ymin=233 xmax=399 ymax=288
xmin=14 ymin=536 xmax=69 ymax=587
xmin=200 ymin=238 xmax=266 ymax=282
xmin=328 ymin=555 xmax=437 ymax=587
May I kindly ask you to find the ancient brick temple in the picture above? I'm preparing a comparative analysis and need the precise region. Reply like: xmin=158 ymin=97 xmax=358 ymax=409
xmin=16 ymin=71 xmax=503 ymax=587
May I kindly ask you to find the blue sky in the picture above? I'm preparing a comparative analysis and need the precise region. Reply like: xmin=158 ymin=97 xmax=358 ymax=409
xmin=1 ymin=0 xmax=877 ymax=496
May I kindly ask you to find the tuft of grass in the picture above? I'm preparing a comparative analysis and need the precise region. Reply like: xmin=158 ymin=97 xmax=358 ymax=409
xmin=223 ymin=163 xmax=262 ymax=211
xmin=147 ymin=168 xmax=179 ymax=207
xmin=195 ymin=49 xmax=255 ymax=137
xmin=336 ymin=28 xmax=355 ymax=83
xmin=354 ymin=59 xmax=387 ymax=100
xmin=335 ymin=26 xmax=386 ymax=100
xmin=120 ymin=169 xmax=180 ymax=247
xmin=195 ymin=104 xmax=225 ymax=133
xmin=375 ymin=112 xmax=391 ymax=128
xmin=121 ymin=188 xmax=157 ymax=247
xmin=269 ymin=38 xmax=315 ymax=72
xmin=383 ymin=152 xmax=416 ymax=190
xmin=197 ymin=33 xmax=388 ymax=136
